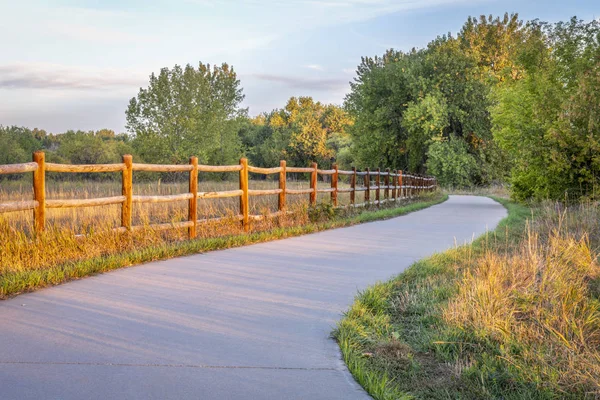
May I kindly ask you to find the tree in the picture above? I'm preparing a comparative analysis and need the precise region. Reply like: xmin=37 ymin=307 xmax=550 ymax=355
xmin=0 ymin=126 xmax=43 ymax=166
xmin=126 ymin=62 xmax=246 ymax=165
xmin=459 ymin=13 xmax=527 ymax=83
xmin=492 ymin=17 xmax=600 ymax=200
xmin=426 ymin=136 xmax=478 ymax=187
xmin=345 ymin=37 xmax=498 ymax=182
xmin=239 ymin=97 xmax=353 ymax=168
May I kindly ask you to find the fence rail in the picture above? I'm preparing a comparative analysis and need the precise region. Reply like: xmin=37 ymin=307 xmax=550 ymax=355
xmin=0 ymin=152 xmax=437 ymax=237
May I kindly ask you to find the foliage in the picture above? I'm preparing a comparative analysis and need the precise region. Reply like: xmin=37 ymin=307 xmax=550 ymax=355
xmin=344 ymin=27 xmax=504 ymax=182
xmin=126 ymin=62 xmax=246 ymax=165
xmin=0 ymin=126 xmax=39 ymax=167
xmin=240 ymin=97 xmax=353 ymax=168
xmin=492 ymin=17 xmax=600 ymax=200
xmin=425 ymin=136 xmax=478 ymax=187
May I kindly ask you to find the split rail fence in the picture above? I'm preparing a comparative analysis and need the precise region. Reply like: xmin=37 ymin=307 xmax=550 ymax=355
xmin=0 ymin=152 xmax=437 ymax=238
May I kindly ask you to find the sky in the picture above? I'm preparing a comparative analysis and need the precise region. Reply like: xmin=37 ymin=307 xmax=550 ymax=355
xmin=0 ymin=0 xmax=597 ymax=133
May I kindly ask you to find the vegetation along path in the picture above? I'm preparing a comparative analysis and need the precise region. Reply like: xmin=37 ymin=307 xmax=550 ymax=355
xmin=0 ymin=195 xmax=506 ymax=400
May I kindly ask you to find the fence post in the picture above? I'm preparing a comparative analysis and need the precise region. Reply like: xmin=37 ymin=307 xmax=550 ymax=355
xmin=391 ymin=170 xmax=396 ymax=201
xmin=239 ymin=158 xmax=249 ymax=232
xmin=188 ymin=156 xmax=198 ymax=239
xmin=350 ymin=166 xmax=356 ymax=205
xmin=32 ymin=151 xmax=45 ymax=233
xmin=365 ymin=167 xmax=370 ymax=204
xmin=310 ymin=162 xmax=317 ymax=206
xmin=398 ymin=170 xmax=403 ymax=199
xmin=279 ymin=160 xmax=286 ymax=212
xmin=384 ymin=168 xmax=390 ymax=201
xmin=121 ymin=154 xmax=133 ymax=231
xmin=375 ymin=168 xmax=381 ymax=206
xmin=331 ymin=164 xmax=338 ymax=207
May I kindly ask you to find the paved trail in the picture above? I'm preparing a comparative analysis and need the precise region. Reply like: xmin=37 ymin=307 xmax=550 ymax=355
xmin=0 ymin=196 xmax=506 ymax=400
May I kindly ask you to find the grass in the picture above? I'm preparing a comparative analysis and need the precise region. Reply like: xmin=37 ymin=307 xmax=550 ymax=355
xmin=334 ymin=198 xmax=600 ymax=399
xmin=0 ymin=178 xmax=447 ymax=298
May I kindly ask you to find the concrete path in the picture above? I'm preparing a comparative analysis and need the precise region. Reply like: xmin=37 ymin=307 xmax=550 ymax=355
xmin=0 ymin=196 xmax=506 ymax=400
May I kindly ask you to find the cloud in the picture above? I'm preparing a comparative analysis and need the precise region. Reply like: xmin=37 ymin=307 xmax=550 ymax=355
xmin=247 ymin=73 xmax=349 ymax=91
xmin=305 ymin=64 xmax=324 ymax=71
xmin=0 ymin=64 xmax=146 ymax=91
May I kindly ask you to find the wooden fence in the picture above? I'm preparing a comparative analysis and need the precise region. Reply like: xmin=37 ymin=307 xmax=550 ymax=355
xmin=0 ymin=152 xmax=437 ymax=238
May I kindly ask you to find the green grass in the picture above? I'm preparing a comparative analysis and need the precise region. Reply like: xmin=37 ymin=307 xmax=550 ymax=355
xmin=334 ymin=197 xmax=600 ymax=399
xmin=0 ymin=192 xmax=447 ymax=299
xmin=333 ymin=198 xmax=542 ymax=399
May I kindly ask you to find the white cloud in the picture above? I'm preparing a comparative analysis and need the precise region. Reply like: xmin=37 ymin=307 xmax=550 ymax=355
xmin=306 ymin=64 xmax=325 ymax=71
xmin=247 ymin=73 xmax=348 ymax=91
xmin=0 ymin=63 xmax=146 ymax=91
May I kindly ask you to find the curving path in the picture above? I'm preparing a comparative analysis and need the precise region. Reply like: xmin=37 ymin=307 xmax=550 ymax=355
xmin=0 ymin=195 xmax=506 ymax=400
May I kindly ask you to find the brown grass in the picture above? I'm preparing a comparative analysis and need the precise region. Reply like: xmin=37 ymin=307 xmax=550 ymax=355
xmin=0 ymin=175 xmax=416 ymax=279
xmin=335 ymin=199 xmax=600 ymax=399
xmin=445 ymin=201 xmax=600 ymax=395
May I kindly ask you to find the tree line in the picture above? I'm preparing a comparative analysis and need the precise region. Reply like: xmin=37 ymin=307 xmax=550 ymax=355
xmin=1 ymin=14 xmax=598 ymax=200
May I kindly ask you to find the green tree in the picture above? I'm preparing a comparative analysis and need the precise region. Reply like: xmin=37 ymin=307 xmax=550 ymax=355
xmin=0 ymin=126 xmax=43 ymax=167
xmin=240 ymin=97 xmax=352 ymax=168
xmin=426 ymin=136 xmax=478 ymax=187
xmin=126 ymin=62 xmax=245 ymax=165
xmin=492 ymin=17 xmax=600 ymax=200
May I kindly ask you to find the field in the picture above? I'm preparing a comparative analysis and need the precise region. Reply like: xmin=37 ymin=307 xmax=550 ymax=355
xmin=0 ymin=174 xmax=442 ymax=298
xmin=335 ymin=199 xmax=600 ymax=399
xmin=0 ymin=174 xmax=356 ymax=233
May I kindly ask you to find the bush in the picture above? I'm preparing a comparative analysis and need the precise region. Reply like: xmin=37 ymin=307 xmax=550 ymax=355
xmin=426 ymin=137 xmax=478 ymax=188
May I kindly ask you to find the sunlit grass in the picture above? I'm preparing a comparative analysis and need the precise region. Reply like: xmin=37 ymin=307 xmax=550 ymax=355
xmin=334 ymin=199 xmax=600 ymax=399
xmin=0 ymin=176 xmax=445 ymax=298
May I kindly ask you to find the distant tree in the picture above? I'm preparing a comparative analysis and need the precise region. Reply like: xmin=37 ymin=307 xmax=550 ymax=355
xmin=426 ymin=136 xmax=478 ymax=188
xmin=0 ymin=126 xmax=43 ymax=164
xmin=240 ymin=97 xmax=353 ymax=168
xmin=126 ymin=62 xmax=246 ymax=165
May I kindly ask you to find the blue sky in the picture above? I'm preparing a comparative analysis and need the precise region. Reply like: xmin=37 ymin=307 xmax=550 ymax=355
xmin=0 ymin=0 xmax=597 ymax=133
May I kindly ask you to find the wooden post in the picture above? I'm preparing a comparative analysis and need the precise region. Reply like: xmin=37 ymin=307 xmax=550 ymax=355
xmin=239 ymin=158 xmax=249 ymax=232
xmin=375 ymin=168 xmax=381 ymax=206
xmin=121 ymin=154 xmax=133 ymax=231
xmin=384 ymin=168 xmax=390 ymax=201
xmin=188 ymin=156 xmax=198 ymax=239
xmin=279 ymin=160 xmax=286 ymax=211
xmin=398 ymin=170 xmax=403 ymax=199
xmin=310 ymin=162 xmax=317 ymax=206
xmin=364 ymin=167 xmax=370 ymax=204
xmin=391 ymin=170 xmax=397 ymax=200
xmin=331 ymin=164 xmax=338 ymax=207
xmin=350 ymin=167 xmax=356 ymax=205
xmin=32 ymin=151 xmax=45 ymax=233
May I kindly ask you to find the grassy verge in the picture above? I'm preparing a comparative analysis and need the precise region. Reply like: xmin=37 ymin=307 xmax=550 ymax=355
xmin=334 ymin=197 xmax=600 ymax=399
xmin=0 ymin=192 xmax=447 ymax=299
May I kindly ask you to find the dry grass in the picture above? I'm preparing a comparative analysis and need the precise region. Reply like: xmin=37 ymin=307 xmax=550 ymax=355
xmin=444 ymin=201 xmax=600 ymax=396
xmin=0 ymin=175 xmax=439 ymax=297
xmin=0 ymin=174 xmax=356 ymax=233
xmin=335 ymin=199 xmax=600 ymax=399
xmin=445 ymin=183 xmax=510 ymax=198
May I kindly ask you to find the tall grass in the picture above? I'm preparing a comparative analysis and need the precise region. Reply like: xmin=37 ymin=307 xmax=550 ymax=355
xmin=0 ymin=176 xmax=444 ymax=298
xmin=335 ymin=199 xmax=600 ymax=399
